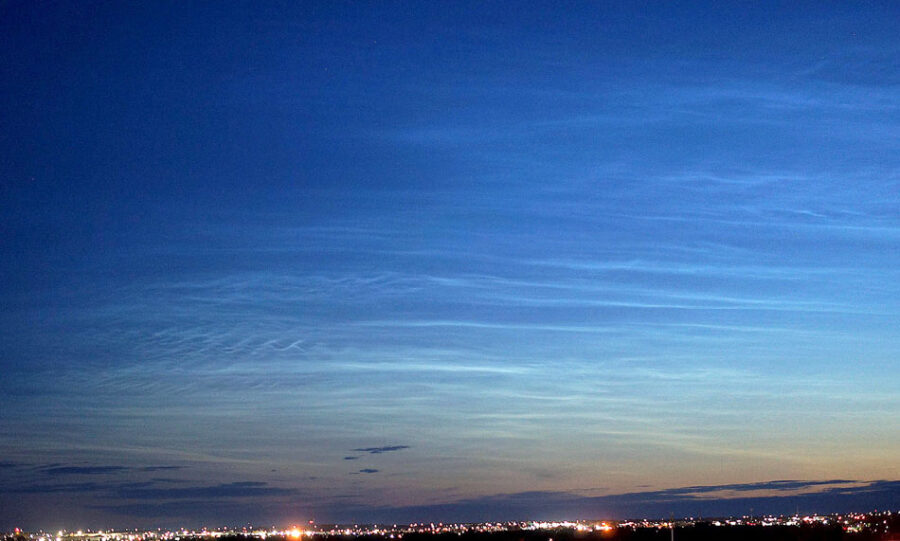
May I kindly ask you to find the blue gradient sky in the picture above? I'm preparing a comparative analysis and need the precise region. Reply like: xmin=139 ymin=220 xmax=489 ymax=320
xmin=1 ymin=0 xmax=899 ymax=529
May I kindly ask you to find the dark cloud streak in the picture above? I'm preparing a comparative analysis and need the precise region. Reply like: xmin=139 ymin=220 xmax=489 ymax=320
xmin=352 ymin=446 xmax=410 ymax=455
xmin=336 ymin=479 xmax=900 ymax=523
xmin=42 ymin=466 xmax=130 ymax=476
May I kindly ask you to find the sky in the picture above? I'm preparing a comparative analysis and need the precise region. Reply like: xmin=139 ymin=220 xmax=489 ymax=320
xmin=1 ymin=0 xmax=899 ymax=530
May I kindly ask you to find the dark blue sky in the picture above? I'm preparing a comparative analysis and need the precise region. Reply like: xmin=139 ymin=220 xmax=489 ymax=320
xmin=2 ymin=0 xmax=899 ymax=530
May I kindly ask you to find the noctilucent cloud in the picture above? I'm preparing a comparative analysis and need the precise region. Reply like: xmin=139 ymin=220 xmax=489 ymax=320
xmin=1 ymin=1 xmax=899 ymax=530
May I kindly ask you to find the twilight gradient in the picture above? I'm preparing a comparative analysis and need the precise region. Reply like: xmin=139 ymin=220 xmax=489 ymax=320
xmin=1 ymin=1 xmax=899 ymax=529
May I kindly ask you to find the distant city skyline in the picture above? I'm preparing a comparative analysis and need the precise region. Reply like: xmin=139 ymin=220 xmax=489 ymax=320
xmin=1 ymin=0 xmax=898 ymax=530
xmin=4 ymin=511 xmax=898 ymax=536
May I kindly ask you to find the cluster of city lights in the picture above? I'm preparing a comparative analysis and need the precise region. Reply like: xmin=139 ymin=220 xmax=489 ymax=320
xmin=4 ymin=511 xmax=894 ymax=541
